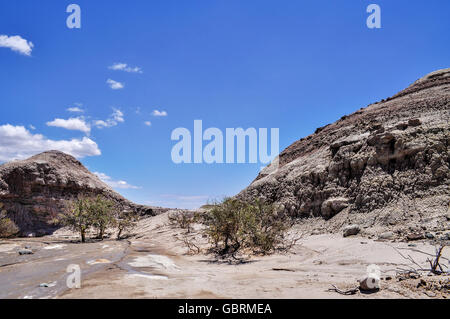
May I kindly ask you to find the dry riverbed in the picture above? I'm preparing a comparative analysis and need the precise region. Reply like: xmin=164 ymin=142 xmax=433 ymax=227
xmin=0 ymin=212 xmax=448 ymax=299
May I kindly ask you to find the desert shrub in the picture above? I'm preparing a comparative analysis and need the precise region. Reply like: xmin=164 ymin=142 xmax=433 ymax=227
xmin=116 ymin=210 xmax=138 ymax=240
xmin=0 ymin=203 xmax=19 ymax=238
xmin=89 ymin=196 xmax=116 ymax=240
xmin=59 ymin=196 xmax=117 ymax=242
xmin=168 ymin=210 xmax=197 ymax=233
xmin=60 ymin=198 xmax=93 ymax=243
xmin=202 ymin=198 xmax=291 ymax=257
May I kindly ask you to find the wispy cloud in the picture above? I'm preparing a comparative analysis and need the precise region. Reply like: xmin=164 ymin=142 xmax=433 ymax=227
xmin=106 ymin=78 xmax=124 ymax=90
xmin=46 ymin=117 xmax=91 ymax=134
xmin=94 ymin=108 xmax=125 ymax=129
xmin=108 ymin=63 xmax=143 ymax=74
xmin=152 ymin=110 xmax=168 ymax=117
xmin=0 ymin=35 xmax=34 ymax=56
xmin=67 ymin=107 xmax=84 ymax=113
xmin=0 ymin=124 xmax=100 ymax=162
xmin=144 ymin=121 xmax=152 ymax=126
xmin=94 ymin=172 xmax=140 ymax=190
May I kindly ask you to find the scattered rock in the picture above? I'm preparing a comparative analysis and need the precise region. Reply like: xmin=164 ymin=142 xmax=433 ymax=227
xmin=359 ymin=274 xmax=380 ymax=292
xmin=424 ymin=291 xmax=437 ymax=298
xmin=417 ymin=279 xmax=427 ymax=288
xmin=343 ymin=224 xmax=360 ymax=237
xmin=408 ymin=118 xmax=421 ymax=127
xmin=378 ymin=231 xmax=394 ymax=240
xmin=39 ymin=282 xmax=56 ymax=288
xmin=425 ymin=232 xmax=435 ymax=239
xmin=321 ymin=197 xmax=349 ymax=219
xmin=440 ymin=233 xmax=450 ymax=241
xmin=407 ymin=233 xmax=424 ymax=241
xmin=18 ymin=249 xmax=33 ymax=255
xmin=396 ymin=122 xmax=408 ymax=130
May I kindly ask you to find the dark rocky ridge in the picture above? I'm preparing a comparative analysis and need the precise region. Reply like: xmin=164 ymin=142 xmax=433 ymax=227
xmin=0 ymin=151 xmax=168 ymax=236
xmin=238 ymin=69 xmax=450 ymax=225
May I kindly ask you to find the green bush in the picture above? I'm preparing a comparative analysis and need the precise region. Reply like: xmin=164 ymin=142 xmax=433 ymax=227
xmin=202 ymin=198 xmax=291 ymax=257
xmin=89 ymin=196 xmax=116 ymax=240
xmin=116 ymin=210 xmax=138 ymax=240
xmin=0 ymin=204 xmax=19 ymax=238
xmin=168 ymin=210 xmax=197 ymax=233
xmin=60 ymin=197 xmax=93 ymax=242
xmin=60 ymin=196 xmax=117 ymax=242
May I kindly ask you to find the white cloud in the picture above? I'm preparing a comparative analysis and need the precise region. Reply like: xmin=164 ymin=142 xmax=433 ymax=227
xmin=29 ymin=125 xmax=36 ymax=130
xmin=67 ymin=107 xmax=84 ymax=113
xmin=94 ymin=108 xmax=125 ymax=129
xmin=106 ymin=79 xmax=124 ymax=90
xmin=144 ymin=121 xmax=152 ymax=126
xmin=0 ymin=124 xmax=100 ymax=162
xmin=112 ymin=109 xmax=124 ymax=123
xmin=94 ymin=120 xmax=109 ymax=128
xmin=152 ymin=110 xmax=168 ymax=117
xmin=0 ymin=35 xmax=34 ymax=56
xmin=46 ymin=117 xmax=91 ymax=134
xmin=94 ymin=172 xmax=140 ymax=190
xmin=108 ymin=63 xmax=143 ymax=74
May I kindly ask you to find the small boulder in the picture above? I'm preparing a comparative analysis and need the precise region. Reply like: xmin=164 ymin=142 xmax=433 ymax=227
xmin=378 ymin=231 xmax=394 ymax=240
xmin=18 ymin=249 xmax=33 ymax=255
xmin=407 ymin=232 xmax=425 ymax=241
xmin=39 ymin=282 xmax=56 ymax=288
xmin=321 ymin=197 xmax=349 ymax=219
xmin=343 ymin=224 xmax=360 ymax=237
xmin=359 ymin=274 xmax=380 ymax=292
xmin=425 ymin=232 xmax=435 ymax=239
xmin=440 ymin=233 xmax=450 ymax=241
xmin=408 ymin=118 xmax=421 ymax=127
xmin=396 ymin=122 xmax=408 ymax=130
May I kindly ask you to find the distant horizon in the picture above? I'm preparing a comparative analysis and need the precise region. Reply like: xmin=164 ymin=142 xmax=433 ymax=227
xmin=1 ymin=0 xmax=449 ymax=209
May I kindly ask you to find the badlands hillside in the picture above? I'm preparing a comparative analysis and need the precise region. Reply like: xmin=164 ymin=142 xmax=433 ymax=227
xmin=0 ymin=151 xmax=167 ymax=236
xmin=238 ymin=68 xmax=450 ymax=239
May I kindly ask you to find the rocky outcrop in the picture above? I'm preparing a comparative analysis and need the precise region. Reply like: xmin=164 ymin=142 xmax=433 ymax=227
xmin=238 ymin=69 xmax=450 ymax=226
xmin=0 ymin=151 xmax=167 ymax=236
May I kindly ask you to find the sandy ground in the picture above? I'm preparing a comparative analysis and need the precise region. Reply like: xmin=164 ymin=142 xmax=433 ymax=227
xmin=0 ymin=212 xmax=448 ymax=299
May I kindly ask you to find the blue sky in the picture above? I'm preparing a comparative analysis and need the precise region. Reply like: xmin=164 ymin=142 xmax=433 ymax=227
xmin=0 ymin=0 xmax=449 ymax=208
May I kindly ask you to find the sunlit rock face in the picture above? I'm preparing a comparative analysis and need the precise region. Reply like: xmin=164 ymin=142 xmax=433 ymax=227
xmin=238 ymin=69 xmax=450 ymax=220
xmin=0 ymin=150 xmax=165 ymax=236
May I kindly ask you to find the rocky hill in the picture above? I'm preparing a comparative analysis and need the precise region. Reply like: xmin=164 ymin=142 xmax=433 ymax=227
xmin=0 ymin=151 xmax=167 ymax=236
xmin=238 ymin=69 xmax=450 ymax=237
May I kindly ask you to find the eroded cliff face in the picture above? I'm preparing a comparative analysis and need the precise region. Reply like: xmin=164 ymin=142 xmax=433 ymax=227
xmin=0 ymin=151 xmax=165 ymax=236
xmin=238 ymin=69 xmax=450 ymax=223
